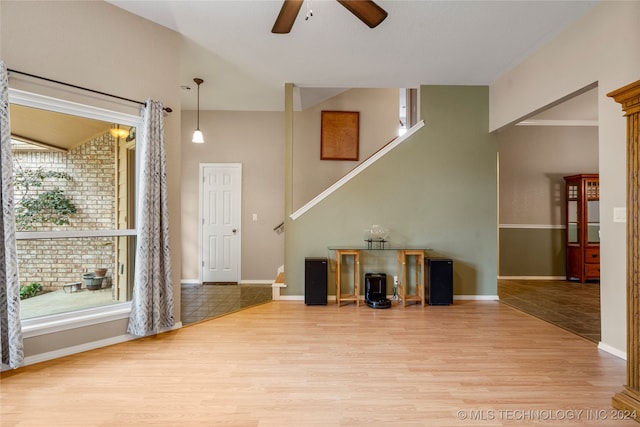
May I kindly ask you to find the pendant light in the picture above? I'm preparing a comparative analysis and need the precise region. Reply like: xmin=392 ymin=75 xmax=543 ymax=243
xmin=192 ymin=78 xmax=204 ymax=143
xmin=110 ymin=124 xmax=129 ymax=139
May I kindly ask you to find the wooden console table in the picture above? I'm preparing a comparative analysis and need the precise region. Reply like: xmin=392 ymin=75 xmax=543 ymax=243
xmin=397 ymin=249 xmax=425 ymax=307
xmin=335 ymin=249 xmax=361 ymax=306
xmin=329 ymin=246 xmax=429 ymax=307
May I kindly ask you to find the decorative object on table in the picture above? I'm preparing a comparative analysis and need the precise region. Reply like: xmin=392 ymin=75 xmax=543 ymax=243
xmin=320 ymin=111 xmax=359 ymax=160
xmin=365 ymin=224 xmax=389 ymax=249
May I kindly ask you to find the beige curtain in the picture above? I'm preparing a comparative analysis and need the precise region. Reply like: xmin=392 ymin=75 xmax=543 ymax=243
xmin=0 ymin=61 xmax=24 ymax=369
xmin=127 ymin=99 xmax=174 ymax=336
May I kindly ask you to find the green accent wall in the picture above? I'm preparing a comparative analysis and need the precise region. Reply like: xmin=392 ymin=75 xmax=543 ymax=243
xmin=499 ymin=228 xmax=565 ymax=276
xmin=285 ymin=85 xmax=497 ymax=297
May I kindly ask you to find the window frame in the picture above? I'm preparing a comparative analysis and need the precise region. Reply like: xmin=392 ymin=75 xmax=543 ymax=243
xmin=9 ymin=88 xmax=143 ymax=335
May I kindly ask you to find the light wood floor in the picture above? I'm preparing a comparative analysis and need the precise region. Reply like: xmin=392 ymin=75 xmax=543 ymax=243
xmin=1 ymin=300 xmax=635 ymax=426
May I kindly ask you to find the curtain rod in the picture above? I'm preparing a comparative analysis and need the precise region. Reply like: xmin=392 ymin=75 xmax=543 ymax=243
xmin=7 ymin=68 xmax=173 ymax=113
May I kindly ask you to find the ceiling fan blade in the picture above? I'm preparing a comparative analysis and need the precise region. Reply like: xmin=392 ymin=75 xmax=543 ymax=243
xmin=336 ymin=0 xmax=388 ymax=28
xmin=272 ymin=0 xmax=304 ymax=34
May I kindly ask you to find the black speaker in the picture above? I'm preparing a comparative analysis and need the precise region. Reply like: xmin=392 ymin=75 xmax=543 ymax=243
xmin=305 ymin=257 xmax=328 ymax=305
xmin=427 ymin=258 xmax=453 ymax=305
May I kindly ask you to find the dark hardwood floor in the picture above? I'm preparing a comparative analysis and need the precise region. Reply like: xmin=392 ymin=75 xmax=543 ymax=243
xmin=498 ymin=278 xmax=601 ymax=343
xmin=181 ymin=283 xmax=272 ymax=325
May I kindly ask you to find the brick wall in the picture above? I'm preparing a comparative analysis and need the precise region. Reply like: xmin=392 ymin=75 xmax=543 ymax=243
xmin=15 ymin=132 xmax=117 ymax=291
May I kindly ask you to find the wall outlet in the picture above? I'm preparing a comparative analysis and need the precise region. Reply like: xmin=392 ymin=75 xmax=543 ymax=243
xmin=252 ymin=213 xmax=258 ymax=221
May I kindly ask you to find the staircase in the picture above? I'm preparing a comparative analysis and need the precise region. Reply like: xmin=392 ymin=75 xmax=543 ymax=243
xmin=271 ymin=265 xmax=285 ymax=300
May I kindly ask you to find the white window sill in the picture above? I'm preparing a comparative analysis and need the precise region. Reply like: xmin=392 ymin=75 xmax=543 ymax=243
xmin=21 ymin=302 xmax=132 ymax=338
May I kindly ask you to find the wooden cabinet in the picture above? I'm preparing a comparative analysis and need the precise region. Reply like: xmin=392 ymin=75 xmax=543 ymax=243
xmin=564 ymin=174 xmax=600 ymax=283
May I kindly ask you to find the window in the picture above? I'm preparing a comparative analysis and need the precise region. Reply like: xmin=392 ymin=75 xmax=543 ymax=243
xmin=9 ymin=89 xmax=142 ymax=322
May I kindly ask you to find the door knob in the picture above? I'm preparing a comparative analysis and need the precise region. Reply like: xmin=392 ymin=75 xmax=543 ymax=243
xmin=232 ymin=229 xmax=237 ymax=234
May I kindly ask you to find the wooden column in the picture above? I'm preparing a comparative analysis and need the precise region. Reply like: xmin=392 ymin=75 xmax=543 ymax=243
xmin=608 ymin=80 xmax=640 ymax=416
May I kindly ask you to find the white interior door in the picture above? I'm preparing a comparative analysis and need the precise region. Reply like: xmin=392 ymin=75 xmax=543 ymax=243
xmin=201 ymin=163 xmax=241 ymax=283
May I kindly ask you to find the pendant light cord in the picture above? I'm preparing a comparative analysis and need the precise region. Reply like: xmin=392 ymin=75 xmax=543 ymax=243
xmin=191 ymin=77 xmax=205 ymax=143
xmin=194 ymin=78 xmax=203 ymax=129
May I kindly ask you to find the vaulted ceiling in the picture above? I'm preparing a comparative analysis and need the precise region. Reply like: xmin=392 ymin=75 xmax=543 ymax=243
xmin=106 ymin=0 xmax=599 ymax=112
xmin=10 ymin=1 xmax=601 ymax=150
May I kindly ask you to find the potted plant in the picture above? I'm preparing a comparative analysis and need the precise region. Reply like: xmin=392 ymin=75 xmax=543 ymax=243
xmin=19 ymin=282 xmax=43 ymax=300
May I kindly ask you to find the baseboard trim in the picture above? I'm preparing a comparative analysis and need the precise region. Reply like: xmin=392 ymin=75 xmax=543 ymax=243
xmin=20 ymin=322 xmax=182 ymax=368
xmin=598 ymin=342 xmax=627 ymax=360
xmin=23 ymin=333 xmax=139 ymax=367
xmin=499 ymin=224 xmax=564 ymax=229
xmin=454 ymin=295 xmax=499 ymax=301
xmin=288 ymin=295 xmax=498 ymax=301
xmin=278 ymin=295 xmax=305 ymax=301
xmin=181 ymin=279 xmax=274 ymax=286
xmin=498 ymin=276 xmax=566 ymax=280
xmin=239 ymin=280 xmax=272 ymax=285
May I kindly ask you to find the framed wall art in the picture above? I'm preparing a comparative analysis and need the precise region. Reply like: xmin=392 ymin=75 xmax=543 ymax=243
xmin=320 ymin=110 xmax=359 ymax=161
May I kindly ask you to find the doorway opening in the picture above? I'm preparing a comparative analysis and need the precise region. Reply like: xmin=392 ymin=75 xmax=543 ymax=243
xmin=496 ymin=84 xmax=600 ymax=341
xmin=200 ymin=163 xmax=242 ymax=284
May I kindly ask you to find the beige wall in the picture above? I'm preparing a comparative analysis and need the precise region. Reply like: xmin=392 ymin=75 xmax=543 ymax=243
xmin=1 ymin=1 xmax=181 ymax=357
xmin=292 ymin=88 xmax=399 ymax=210
xmin=499 ymin=228 xmax=565 ymax=277
xmin=499 ymin=125 xmax=598 ymax=225
xmin=181 ymin=110 xmax=284 ymax=282
xmin=497 ymin=125 xmax=598 ymax=277
xmin=490 ymin=1 xmax=640 ymax=353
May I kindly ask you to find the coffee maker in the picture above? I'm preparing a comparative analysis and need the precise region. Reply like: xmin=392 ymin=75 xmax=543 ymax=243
xmin=365 ymin=273 xmax=391 ymax=309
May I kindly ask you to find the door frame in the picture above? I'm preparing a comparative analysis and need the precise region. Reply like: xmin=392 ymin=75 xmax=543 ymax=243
xmin=199 ymin=163 xmax=242 ymax=283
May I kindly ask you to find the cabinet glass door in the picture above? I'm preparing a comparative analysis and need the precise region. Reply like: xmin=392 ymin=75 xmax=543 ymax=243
xmin=586 ymin=180 xmax=600 ymax=243
xmin=567 ymin=183 xmax=579 ymax=243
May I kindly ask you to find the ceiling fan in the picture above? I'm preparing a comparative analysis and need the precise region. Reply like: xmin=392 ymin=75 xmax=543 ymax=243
xmin=272 ymin=0 xmax=388 ymax=34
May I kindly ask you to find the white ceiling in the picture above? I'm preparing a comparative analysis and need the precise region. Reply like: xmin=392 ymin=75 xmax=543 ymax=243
xmin=106 ymin=0 xmax=598 ymax=112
